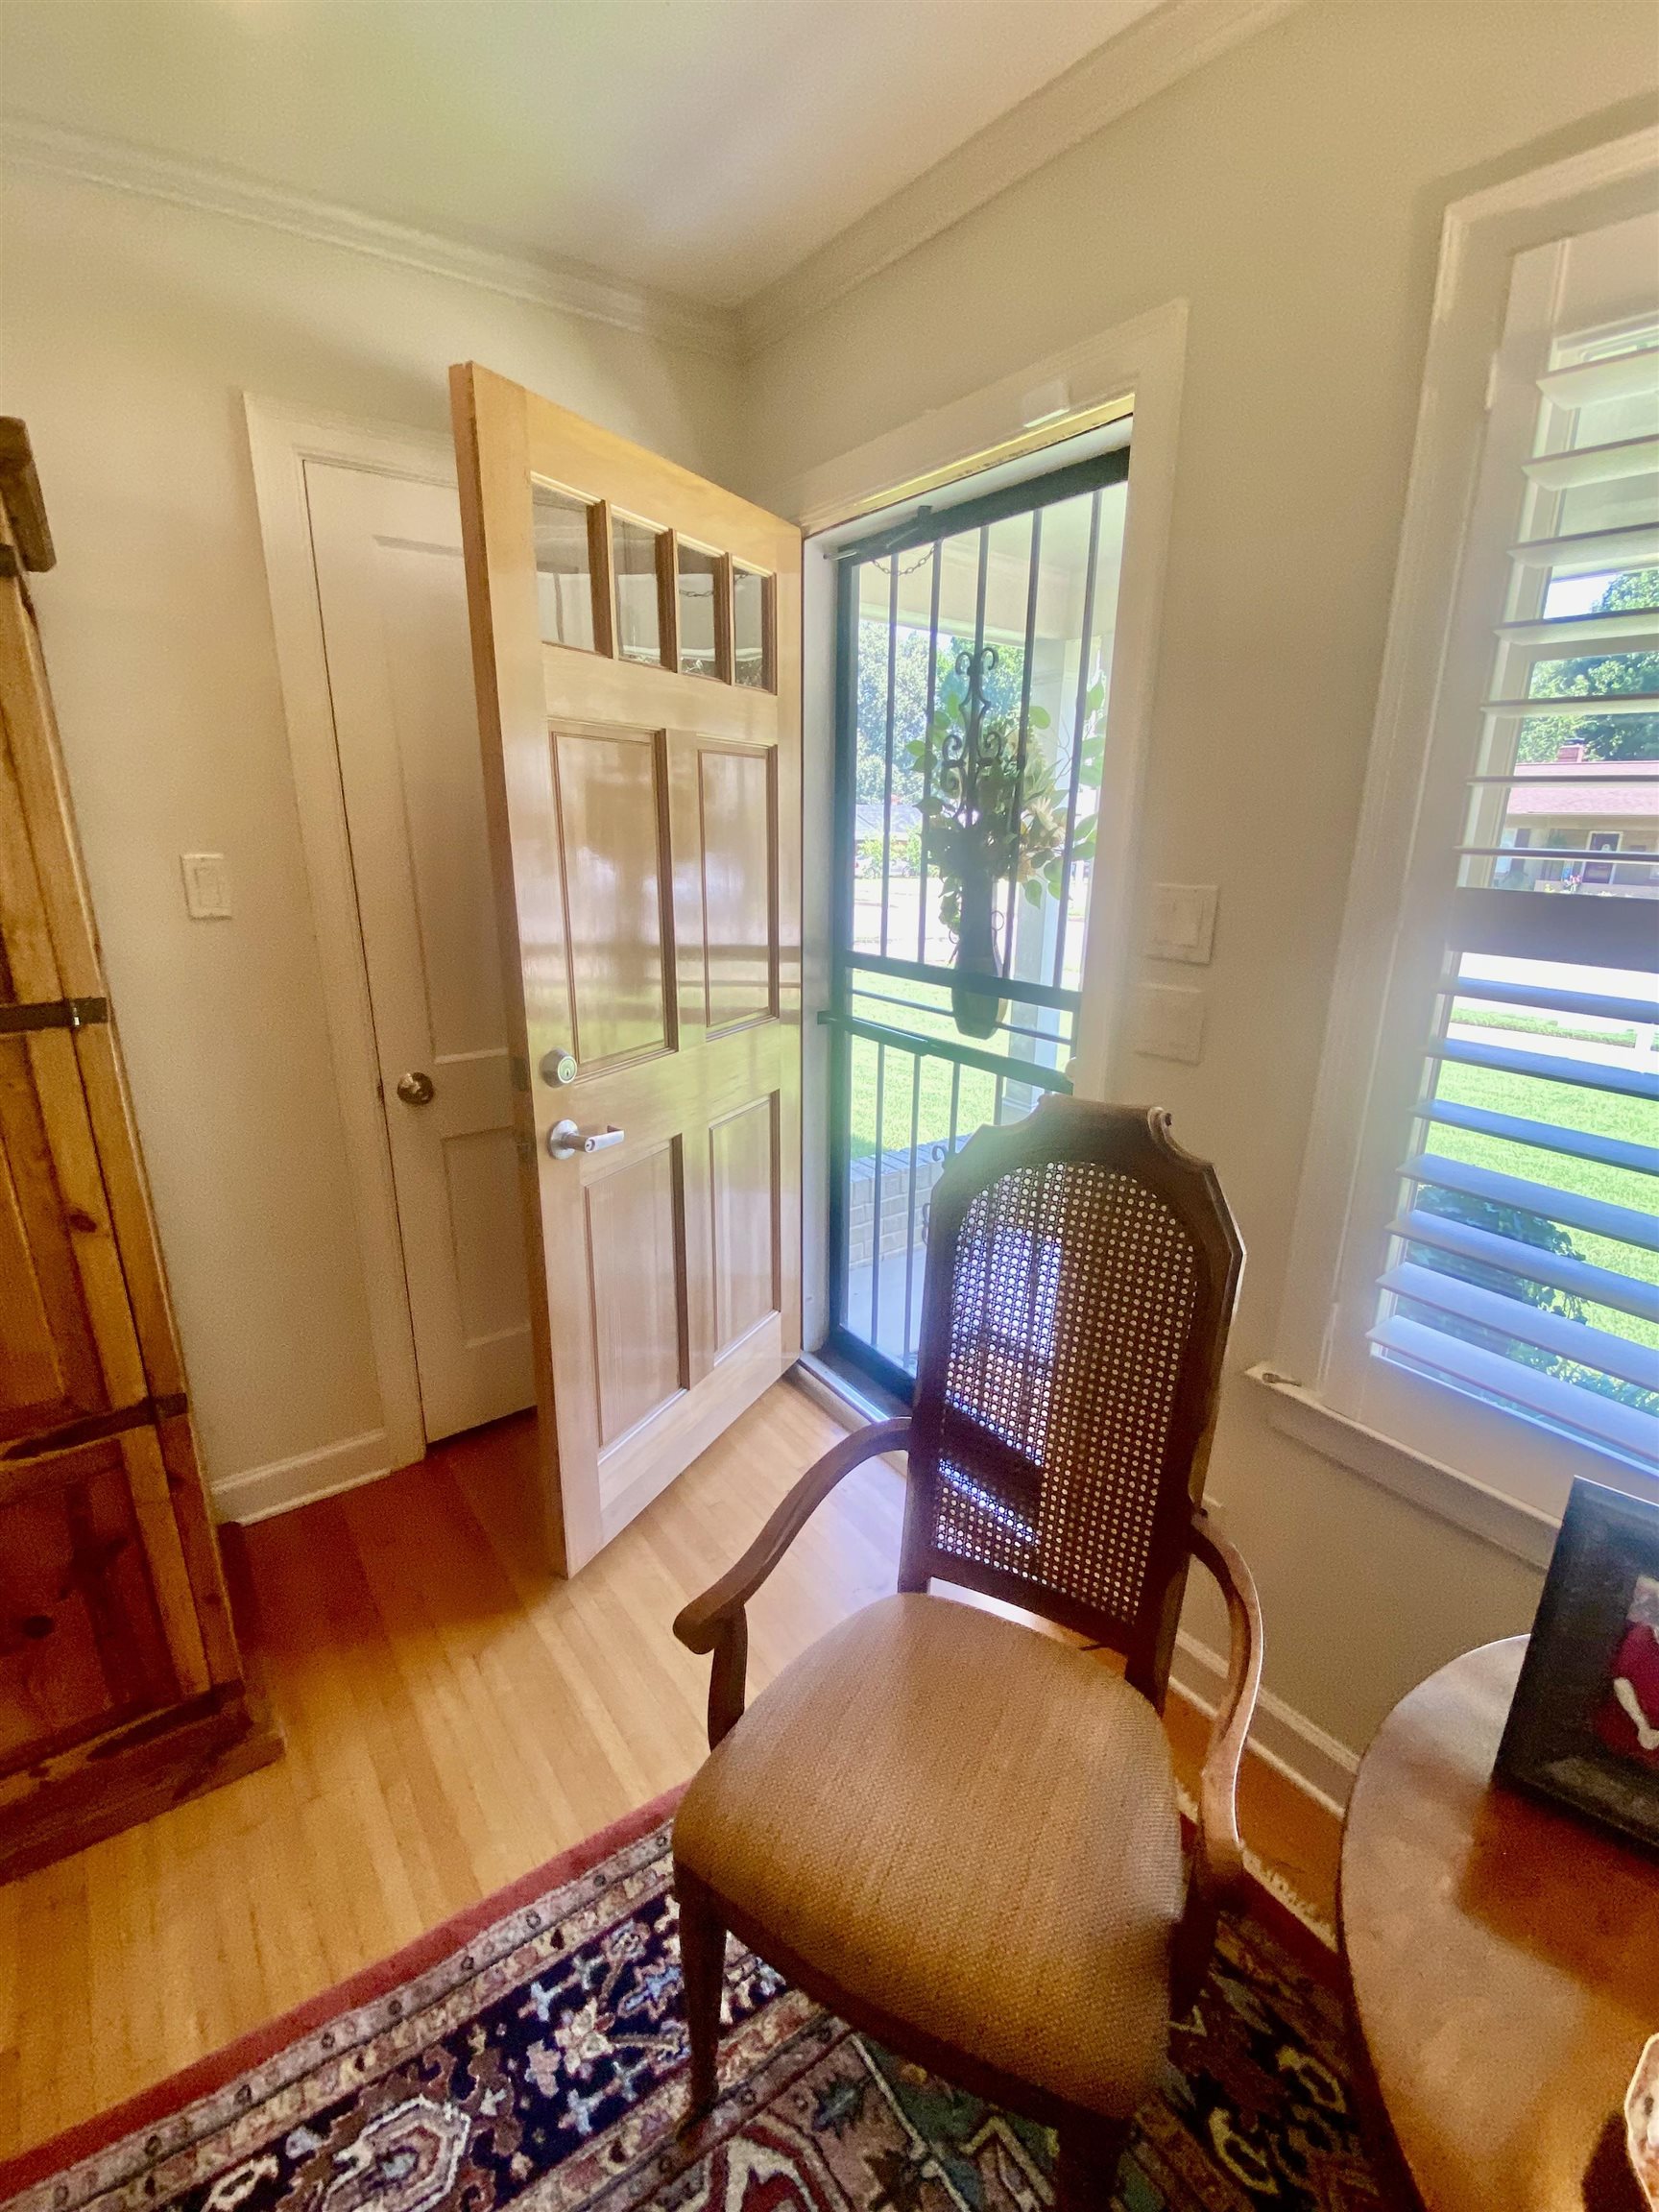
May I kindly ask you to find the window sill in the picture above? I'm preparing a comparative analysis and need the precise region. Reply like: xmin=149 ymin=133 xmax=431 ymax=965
xmin=1245 ymin=1363 xmax=1559 ymax=1571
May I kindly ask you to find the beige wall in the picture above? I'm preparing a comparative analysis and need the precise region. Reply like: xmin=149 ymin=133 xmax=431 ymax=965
xmin=2 ymin=0 xmax=1652 ymax=1767
xmin=737 ymin=0 xmax=1658 ymax=1759
xmin=0 ymin=165 xmax=741 ymax=1498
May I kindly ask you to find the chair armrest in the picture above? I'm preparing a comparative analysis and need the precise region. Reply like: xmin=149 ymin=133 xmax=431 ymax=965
xmin=1170 ymin=1508 xmax=1263 ymax=2012
xmin=673 ymin=1416 xmax=911 ymax=1746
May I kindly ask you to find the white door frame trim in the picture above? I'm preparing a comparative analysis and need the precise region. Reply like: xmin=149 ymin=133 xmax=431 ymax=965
xmin=789 ymin=300 xmax=1189 ymax=1347
xmin=243 ymin=395 xmax=458 ymax=1481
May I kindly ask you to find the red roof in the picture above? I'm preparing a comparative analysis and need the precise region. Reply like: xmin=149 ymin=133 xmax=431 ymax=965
xmin=1506 ymin=763 xmax=1659 ymax=818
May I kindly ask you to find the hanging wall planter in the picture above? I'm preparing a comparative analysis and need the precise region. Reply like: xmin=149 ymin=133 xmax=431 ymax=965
xmin=907 ymin=645 xmax=1095 ymax=1039
xmin=950 ymin=854 xmax=1005 ymax=1038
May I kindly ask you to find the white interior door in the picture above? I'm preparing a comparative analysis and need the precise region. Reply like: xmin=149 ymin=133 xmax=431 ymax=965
xmin=304 ymin=462 xmax=534 ymax=1440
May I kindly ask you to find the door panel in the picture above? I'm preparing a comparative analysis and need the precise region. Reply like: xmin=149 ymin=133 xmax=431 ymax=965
xmin=587 ymin=1140 xmax=686 ymax=1454
xmin=553 ymin=726 xmax=673 ymax=1070
xmin=305 ymin=464 xmax=534 ymax=1441
xmin=698 ymin=745 xmax=777 ymax=1034
xmin=709 ymin=1094 xmax=779 ymax=1357
xmin=451 ymin=363 xmax=802 ymax=1571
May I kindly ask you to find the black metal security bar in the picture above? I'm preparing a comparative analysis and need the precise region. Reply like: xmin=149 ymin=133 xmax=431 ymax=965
xmin=825 ymin=438 xmax=1130 ymax=1400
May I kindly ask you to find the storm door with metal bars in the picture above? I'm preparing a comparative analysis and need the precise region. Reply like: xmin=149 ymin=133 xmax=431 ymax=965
xmin=823 ymin=444 xmax=1130 ymax=1398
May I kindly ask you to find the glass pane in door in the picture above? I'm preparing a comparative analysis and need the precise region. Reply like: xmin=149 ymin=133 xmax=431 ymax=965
xmin=677 ymin=541 xmax=722 ymax=678
xmin=532 ymin=482 xmax=596 ymax=651
xmin=733 ymin=565 xmax=771 ymax=689
xmin=613 ymin=512 xmax=663 ymax=665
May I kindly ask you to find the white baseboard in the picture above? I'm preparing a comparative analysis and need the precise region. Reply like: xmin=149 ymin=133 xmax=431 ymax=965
xmin=1170 ymin=1631 xmax=1359 ymax=1817
xmin=212 ymin=1428 xmax=397 ymax=1525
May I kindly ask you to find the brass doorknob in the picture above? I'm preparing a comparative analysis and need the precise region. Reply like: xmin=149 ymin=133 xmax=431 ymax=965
xmin=395 ymin=1070 xmax=436 ymax=1105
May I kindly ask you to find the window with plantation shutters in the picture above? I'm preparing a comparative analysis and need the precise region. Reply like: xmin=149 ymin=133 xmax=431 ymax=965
xmin=1382 ymin=255 xmax=1658 ymax=1475
xmin=1283 ymin=180 xmax=1659 ymax=1526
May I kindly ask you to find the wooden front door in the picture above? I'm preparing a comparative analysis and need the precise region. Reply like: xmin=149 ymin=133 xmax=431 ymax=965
xmin=450 ymin=365 xmax=801 ymax=1574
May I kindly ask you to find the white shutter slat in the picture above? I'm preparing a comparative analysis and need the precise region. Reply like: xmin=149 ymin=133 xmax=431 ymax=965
xmin=1450 ymin=883 xmax=1659 ymax=968
xmin=1442 ymin=973 xmax=1659 ymax=1024
xmin=1371 ymin=1313 xmax=1659 ymax=1464
xmin=1523 ymin=433 xmax=1659 ymax=489
xmin=1381 ymin=1261 xmax=1659 ymax=1391
xmin=1465 ymin=770 xmax=1659 ymax=788
xmin=1432 ymin=1034 xmax=1659 ymax=1102
xmin=1495 ymin=610 xmax=1659 ymax=651
xmin=1508 ymin=521 xmax=1659 ymax=571
xmin=1390 ymin=1208 xmax=1659 ymax=1325
xmin=1482 ymin=689 xmax=1659 ymax=715
xmin=1418 ymin=1093 xmax=1659 ymax=1179
xmin=1457 ymin=844 xmax=1659 ymax=864
xmin=1404 ymin=1149 xmax=1659 ymax=1254
xmin=1536 ymin=350 xmax=1659 ymax=405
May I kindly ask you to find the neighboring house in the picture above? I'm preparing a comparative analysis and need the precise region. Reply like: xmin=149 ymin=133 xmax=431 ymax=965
xmin=1498 ymin=758 xmax=1659 ymax=893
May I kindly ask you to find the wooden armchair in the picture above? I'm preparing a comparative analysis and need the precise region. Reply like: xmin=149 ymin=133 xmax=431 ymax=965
xmin=671 ymin=1096 xmax=1262 ymax=2207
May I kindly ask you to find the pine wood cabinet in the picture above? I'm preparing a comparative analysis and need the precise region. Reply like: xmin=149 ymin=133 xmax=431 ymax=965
xmin=0 ymin=420 xmax=276 ymax=1880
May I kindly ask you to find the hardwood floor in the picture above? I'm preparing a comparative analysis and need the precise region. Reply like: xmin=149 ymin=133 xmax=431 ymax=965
xmin=0 ymin=1378 xmax=1339 ymax=2165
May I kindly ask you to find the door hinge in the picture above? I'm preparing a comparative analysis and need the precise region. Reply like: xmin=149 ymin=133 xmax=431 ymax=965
xmin=514 ymin=1129 xmax=536 ymax=1166
xmin=0 ymin=995 xmax=108 ymax=1037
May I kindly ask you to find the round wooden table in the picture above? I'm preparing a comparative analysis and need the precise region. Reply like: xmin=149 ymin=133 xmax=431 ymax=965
xmin=1340 ymin=1638 xmax=1659 ymax=2212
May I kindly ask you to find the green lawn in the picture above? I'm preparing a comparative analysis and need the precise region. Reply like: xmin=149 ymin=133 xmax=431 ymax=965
xmin=843 ymin=973 xmax=1063 ymax=1164
xmin=846 ymin=1035 xmax=1007 ymax=1165
xmin=1426 ymin=1060 xmax=1659 ymax=1351
xmin=836 ymin=1005 xmax=1659 ymax=1368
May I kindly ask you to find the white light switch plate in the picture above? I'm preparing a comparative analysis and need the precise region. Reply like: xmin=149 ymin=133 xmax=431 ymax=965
xmin=180 ymin=851 xmax=231 ymax=920
xmin=1132 ymin=981 xmax=1205 ymax=1065
xmin=1146 ymin=881 xmax=1217 ymax=964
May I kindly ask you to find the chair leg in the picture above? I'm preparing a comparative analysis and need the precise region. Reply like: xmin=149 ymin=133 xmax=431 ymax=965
xmin=674 ymin=1863 xmax=726 ymax=2119
xmin=1052 ymin=2114 xmax=1131 ymax=2211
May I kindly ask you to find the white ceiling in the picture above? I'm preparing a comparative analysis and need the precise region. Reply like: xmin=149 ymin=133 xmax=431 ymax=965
xmin=0 ymin=0 xmax=1166 ymax=308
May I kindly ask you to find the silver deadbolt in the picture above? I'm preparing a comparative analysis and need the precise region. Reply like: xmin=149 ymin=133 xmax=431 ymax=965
xmin=395 ymin=1070 xmax=436 ymax=1106
xmin=548 ymin=1118 xmax=624 ymax=1160
xmin=540 ymin=1049 xmax=579 ymax=1087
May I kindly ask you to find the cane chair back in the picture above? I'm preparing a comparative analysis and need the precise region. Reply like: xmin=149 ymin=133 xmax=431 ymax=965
xmin=899 ymin=1096 xmax=1244 ymax=1702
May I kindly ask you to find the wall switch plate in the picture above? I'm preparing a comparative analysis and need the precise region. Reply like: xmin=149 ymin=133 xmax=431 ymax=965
xmin=180 ymin=852 xmax=231 ymax=920
xmin=1147 ymin=881 xmax=1217 ymax=964
xmin=1132 ymin=981 xmax=1205 ymax=1065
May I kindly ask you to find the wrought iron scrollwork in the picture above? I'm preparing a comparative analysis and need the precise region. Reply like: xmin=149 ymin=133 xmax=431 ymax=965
xmin=931 ymin=644 xmax=1005 ymax=835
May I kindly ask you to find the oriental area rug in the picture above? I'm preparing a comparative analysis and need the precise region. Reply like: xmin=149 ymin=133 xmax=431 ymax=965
xmin=4 ymin=1796 xmax=1383 ymax=2212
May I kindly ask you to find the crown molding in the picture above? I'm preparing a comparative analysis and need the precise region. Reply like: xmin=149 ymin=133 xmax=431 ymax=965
xmin=4 ymin=6 xmax=1300 ymax=373
xmin=0 ymin=116 xmax=742 ymax=364
xmin=738 ymin=0 xmax=1305 ymax=356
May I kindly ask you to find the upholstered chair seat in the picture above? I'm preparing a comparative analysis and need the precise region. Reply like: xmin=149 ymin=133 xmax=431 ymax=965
xmin=674 ymin=1591 xmax=1184 ymax=2119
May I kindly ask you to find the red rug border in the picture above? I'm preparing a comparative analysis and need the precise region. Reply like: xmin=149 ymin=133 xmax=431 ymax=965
xmin=0 ymin=1786 xmax=685 ymax=2201
xmin=2 ymin=1791 xmax=1341 ymax=2203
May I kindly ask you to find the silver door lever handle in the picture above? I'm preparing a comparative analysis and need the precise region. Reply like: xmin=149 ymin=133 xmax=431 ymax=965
xmin=548 ymin=1118 xmax=624 ymax=1160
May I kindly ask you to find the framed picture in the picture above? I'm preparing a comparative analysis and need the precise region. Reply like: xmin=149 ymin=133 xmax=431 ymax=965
xmin=1497 ymin=1478 xmax=1659 ymax=1855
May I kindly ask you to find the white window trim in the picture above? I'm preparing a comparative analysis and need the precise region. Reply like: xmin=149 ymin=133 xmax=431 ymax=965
xmin=788 ymin=302 xmax=1189 ymax=1349
xmin=1264 ymin=128 xmax=1659 ymax=1565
